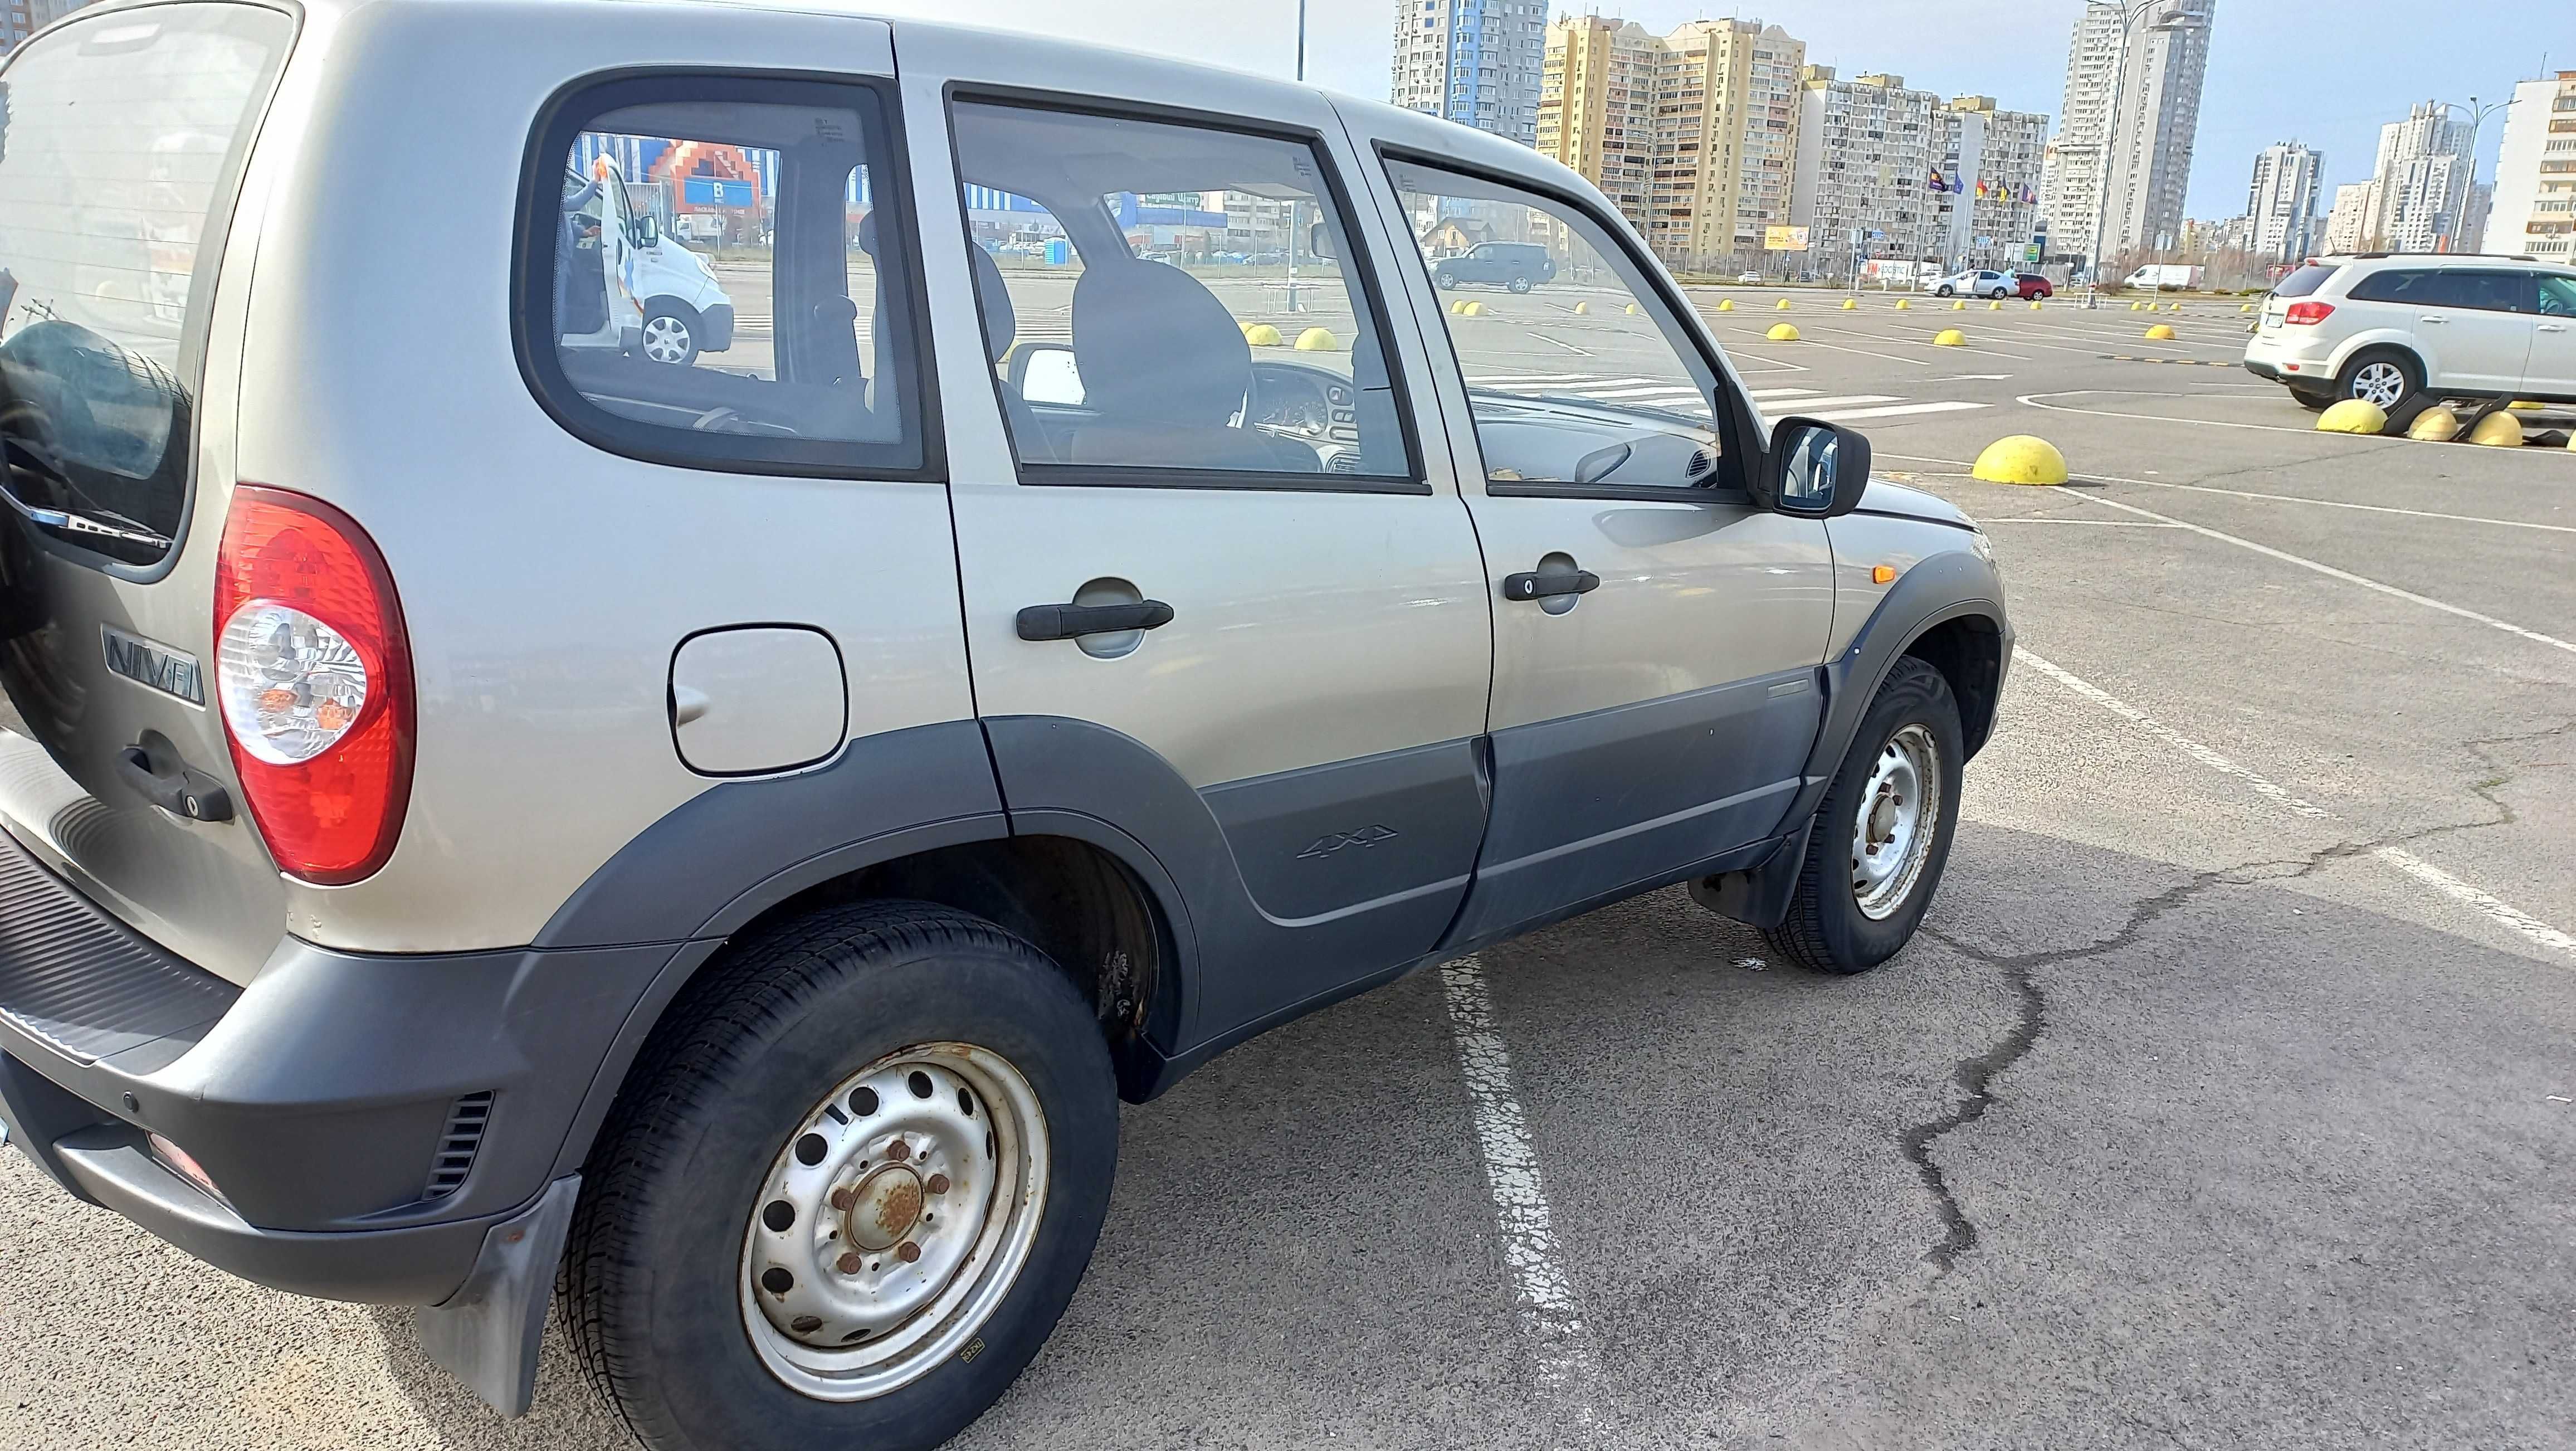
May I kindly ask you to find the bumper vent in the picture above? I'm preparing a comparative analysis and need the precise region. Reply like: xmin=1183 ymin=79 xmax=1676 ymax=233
xmin=423 ymin=1091 xmax=494 ymax=1201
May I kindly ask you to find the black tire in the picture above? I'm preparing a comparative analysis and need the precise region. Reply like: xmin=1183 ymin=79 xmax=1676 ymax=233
xmin=640 ymin=301 xmax=702 ymax=367
xmin=1434 ymin=269 xmax=1458 ymax=290
xmin=562 ymin=901 xmax=1118 ymax=1451
xmin=1935 ymin=285 xmax=1954 ymax=298
xmin=1762 ymin=657 xmax=1965 ymax=975
xmin=2335 ymin=347 xmax=2421 ymax=416
xmin=2289 ymin=388 xmax=2333 ymax=413
xmin=1507 ymin=274 xmax=1533 ymax=294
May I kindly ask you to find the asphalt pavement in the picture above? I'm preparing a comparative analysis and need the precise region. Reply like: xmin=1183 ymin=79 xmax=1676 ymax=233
xmin=6 ymin=292 xmax=2574 ymax=1450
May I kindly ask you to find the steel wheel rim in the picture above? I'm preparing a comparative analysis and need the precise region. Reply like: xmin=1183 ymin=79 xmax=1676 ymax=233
xmin=739 ymin=1043 xmax=1049 ymax=1402
xmin=2353 ymin=362 xmax=2404 ymax=407
xmin=1851 ymin=722 xmax=1941 ymax=921
xmin=642 ymin=315 xmax=692 ymax=363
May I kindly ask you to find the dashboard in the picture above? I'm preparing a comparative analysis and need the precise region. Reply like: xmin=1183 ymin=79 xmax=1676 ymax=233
xmin=1248 ymin=362 xmax=1363 ymax=471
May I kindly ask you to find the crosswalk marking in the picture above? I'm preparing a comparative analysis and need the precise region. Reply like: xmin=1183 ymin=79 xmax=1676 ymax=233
xmin=1753 ymin=394 xmax=1903 ymax=411
xmin=1801 ymin=401 xmax=1988 ymax=423
xmin=1453 ymin=373 xmax=1989 ymax=425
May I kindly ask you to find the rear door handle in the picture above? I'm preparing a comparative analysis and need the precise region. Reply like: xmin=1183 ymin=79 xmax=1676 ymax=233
xmin=115 ymin=740 xmax=233 ymax=823
xmin=1502 ymin=568 xmax=1602 ymax=601
xmin=1016 ymin=600 xmax=1175 ymax=641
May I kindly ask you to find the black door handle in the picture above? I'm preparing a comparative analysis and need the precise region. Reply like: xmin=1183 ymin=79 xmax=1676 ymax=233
xmin=116 ymin=741 xmax=233 ymax=823
xmin=1501 ymin=569 xmax=1601 ymax=602
xmin=1016 ymin=600 xmax=1175 ymax=642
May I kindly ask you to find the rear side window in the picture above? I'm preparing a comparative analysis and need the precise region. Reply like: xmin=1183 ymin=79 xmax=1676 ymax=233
xmin=521 ymin=75 xmax=934 ymax=478
xmin=2437 ymin=270 xmax=2531 ymax=313
xmin=2272 ymin=264 xmax=2340 ymax=299
xmin=0 ymin=3 xmax=292 ymax=566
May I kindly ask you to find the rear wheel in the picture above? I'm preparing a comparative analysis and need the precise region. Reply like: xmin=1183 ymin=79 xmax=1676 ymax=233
xmin=562 ymin=902 xmax=1118 ymax=1451
xmin=2338 ymin=348 xmax=2420 ymax=413
xmin=1434 ymin=269 xmax=1458 ymax=290
xmin=1507 ymin=275 xmax=1533 ymax=294
xmin=1763 ymin=658 xmax=1964 ymax=975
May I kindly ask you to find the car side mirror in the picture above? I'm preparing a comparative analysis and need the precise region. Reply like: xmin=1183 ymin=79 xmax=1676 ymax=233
xmin=1765 ymin=417 xmax=1870 ymax=518
xmin=631 ymin=216 xmax=659 ymax=248
xmin=1309 ymin=222 xmax=1334 ymax=261
xmin=1007 ymin=342 xmax=1086 ymax=407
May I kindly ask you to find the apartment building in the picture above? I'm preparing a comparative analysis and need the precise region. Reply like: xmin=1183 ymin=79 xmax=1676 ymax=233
xmin=2365 ymin=102 xmax=2479 ymax=253
xmin=1536 ymin=17 xmax=1659 ymax=222
xmin=2320 ymin=181 xmax=2378 ymax=254
xmin=2245 ymin=141 xmax=2324 ymax=261
xmin=1389 ymin=0 xmax=1549 ymax=146
xmin=0 ymin=0 xmax=92 ymax=51
xmin=2488 ymin=72 xmax=2576 ymax=264
xmin=1788 ymin=69 xmax=1941 ymax=270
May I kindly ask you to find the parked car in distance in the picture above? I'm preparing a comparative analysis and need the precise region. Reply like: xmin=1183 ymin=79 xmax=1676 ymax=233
xmin=1736 ymin=270 xmax=1764 ymax=285
xmin=1932 ymin=269 xmax=2016 ymax=299
xmin=2243 ymin=254 xmax=2576 ymax=414
xmin=1432 ymin=240 xmax=1557 ymax=293
xmin=2125 ymin=264 xmax=2204 ymax=291
xmin=2014 ymin=272 xmax=2053 ymax=300
xmin=0 ymin=5 xmax=2012 ymax=1451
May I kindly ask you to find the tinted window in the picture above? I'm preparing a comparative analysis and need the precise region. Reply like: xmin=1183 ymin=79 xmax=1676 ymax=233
xmin=528 ymin=77 xmax=927 ymax=475
xmin=2272 ymin=264 xmax=2340 ymax=299
xmin=1387 ymin=157 xmax=1734 ymax=494
xmin=2538 ymin=275 xmax=2576 ymax=317
xmin=2345 ymin=269 xmax=2440 ymax=304
xmin=0 ymin=4 xmax=292 ymax=563
xmin=951 ymin=100 xmax=1414 ymax=483
xmin=2439 ymin=270 xmax=2530 ymax=313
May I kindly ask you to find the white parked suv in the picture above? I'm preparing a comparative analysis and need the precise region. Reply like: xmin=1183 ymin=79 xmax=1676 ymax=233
xmin=2244 ymin=254 xmax=2576 ymax=415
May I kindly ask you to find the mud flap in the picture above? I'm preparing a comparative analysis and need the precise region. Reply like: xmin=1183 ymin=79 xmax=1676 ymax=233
xmin=1688 ymin=810 xmax=1818 ymax=931
xmin=416 ymin=1174 xmax=580 ymax=1416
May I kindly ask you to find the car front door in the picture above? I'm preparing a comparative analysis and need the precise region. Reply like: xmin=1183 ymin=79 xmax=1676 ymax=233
xmin=1367 ymin=145 xmax=1833 ymax=948
xmin=902 ymin=44 xmax=1494 ymax=1047
xmin=2530 ymin=274 xmax=2576 ymax=395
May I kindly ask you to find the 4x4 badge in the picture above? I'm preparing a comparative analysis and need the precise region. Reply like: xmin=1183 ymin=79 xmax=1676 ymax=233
xmin=1297 ymin=825 xmax=1399 ymax=860
xmin=100 ymin=626 xmax=204 ymax=706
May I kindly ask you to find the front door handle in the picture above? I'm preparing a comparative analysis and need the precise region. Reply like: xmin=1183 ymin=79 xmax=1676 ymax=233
xmin=1502 ymin=568 xmax=1602 ymax=602
xmin=1016 ymin=600 xmax=1175 ymax=641
xmin=2418 ymin=315 xmax=2447 ymax=324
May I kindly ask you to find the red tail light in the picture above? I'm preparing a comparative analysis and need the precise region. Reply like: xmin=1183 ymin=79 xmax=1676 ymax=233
xmin=2283 ymin=300 xmax=2334 ymax=326
xmin=212 ymin=487 xmax=413 ymax=885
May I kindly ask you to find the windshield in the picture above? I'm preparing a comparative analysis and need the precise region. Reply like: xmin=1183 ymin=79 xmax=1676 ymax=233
xmin=0 ymin=4 xmax=292 ymax=563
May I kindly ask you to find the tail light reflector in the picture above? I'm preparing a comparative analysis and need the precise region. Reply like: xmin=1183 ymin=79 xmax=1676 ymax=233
xmin=2284 ymin=300 xmax=2334 ymax=326
xmin=212 ymin=486 xmax=413 ymax=885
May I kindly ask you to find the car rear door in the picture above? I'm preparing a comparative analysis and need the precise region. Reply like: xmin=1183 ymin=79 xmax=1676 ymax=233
xmin=2526 ymin=274 xmax=2576 ymax=395
xmin=897 ymin=33 xmax=1494 ymax=1046
xmin=1364 ymin=144 xmax=1832 ymax=949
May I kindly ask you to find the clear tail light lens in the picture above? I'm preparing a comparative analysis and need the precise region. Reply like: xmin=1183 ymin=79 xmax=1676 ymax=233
xmin=213 ymin=487 xmax=413 ymax=885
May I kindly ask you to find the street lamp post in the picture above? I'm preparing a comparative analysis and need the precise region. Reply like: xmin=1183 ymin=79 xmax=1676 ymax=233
xmin=2082 ymin=1 xmax=2208 ymax=308
xmin=2433 ymin=96 xmax=2508 ymax=253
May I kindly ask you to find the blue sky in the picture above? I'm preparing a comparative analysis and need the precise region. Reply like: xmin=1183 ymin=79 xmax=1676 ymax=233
xmin=863 ymin=0 xmax=2564 ymax=218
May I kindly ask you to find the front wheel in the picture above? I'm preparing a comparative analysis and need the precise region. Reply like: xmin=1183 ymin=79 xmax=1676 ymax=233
xmin=640 ymin=307 xmax=701 ymax=367
xmin=562 ymin=902 xmax=1118 ymax=1451
xmin=1434 ymin=270 xmax=1458 ymax=290
xmin=1935 ymin=285 xmax=1954 ymax=298
xmin=1763 ymin=657 xmax=1965 ymax=974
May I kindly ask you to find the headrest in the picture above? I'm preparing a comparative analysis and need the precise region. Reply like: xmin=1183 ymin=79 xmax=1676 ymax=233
xmin=1072 ymin=262 xmax=1249 ymax=426
xmin=968 ymin=246 xmax=1017 ymax=363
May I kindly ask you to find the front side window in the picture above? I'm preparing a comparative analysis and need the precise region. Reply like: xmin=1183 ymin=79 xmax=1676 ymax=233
xmin=526 ymin=77 xmax=927 ymax=475
xmin=1387 ymin=156 xmax=1734 ymax=494
xmin=951 ymin=100 xmax=1414 ymax=484
xmin=2537 ymin=275 xmax=2576 ymax=317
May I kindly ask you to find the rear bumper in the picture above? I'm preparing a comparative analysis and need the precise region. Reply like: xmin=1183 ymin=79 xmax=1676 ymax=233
xmin=0 ymin=826 xmax=670 ymax=1304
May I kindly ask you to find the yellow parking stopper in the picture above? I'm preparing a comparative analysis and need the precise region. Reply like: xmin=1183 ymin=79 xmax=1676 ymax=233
xmin=1767 ymin=323 xmax=1801 ymax=342
xmin=2240 ymin=303 xmax=2254 ymax=314
xmin=1458 ymin=300 xmax=1485 ymax=318
xmin=1571 ymin=301 xmax=1590 ymax=315
xmin=1293 ymin=327 xmax=1339 ymax=351
xmin=1934 ymin=329 xmax=1967 ymax=347
xmin=2508 ymin=400 xmax=2546 ymax=411
xmin=1716 ymin=298 xmax=1735 ymax=311
xmin=2465 ymin=410 xmax=2525 ymax=447
xmin=2129 ymin=301 xmax=2143 ymax=311
xmin=1841 ymin=297 xmax=1859 ymax=310
xmin=2406 ymin=406 xmax=2462 ymax=442
xmin=1894 ymin=298 xmax=1911 ymax=310
xmin=1242 ymin=323 xmax=1284 ymax=346
xmin=2029 ymin=299 xmax=2043 ymax=310
xmin=1776 ymin=298 xmax=1793 ymax=310
xmin=1624 ymin=302 xmax=1641 ymax=315
xmin=1951 ymin=300 xmax=1967 ymax=310
xmin=1988 ymin=299 xmax=2002 ymax=310
xmin=1971 ymin=435 xmax=2068 ymax=486
xmin=2144 ymin=324 xmax=2177 ymax=340
xmin=1446 ymin=299 xmax=1468 ymax=316
xmin=2315 ymin=398 xmax=2387 ymax=435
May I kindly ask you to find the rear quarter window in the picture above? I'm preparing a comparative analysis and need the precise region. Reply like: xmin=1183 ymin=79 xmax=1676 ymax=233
xmin=0 ymin=3 xmax=294 ymax=566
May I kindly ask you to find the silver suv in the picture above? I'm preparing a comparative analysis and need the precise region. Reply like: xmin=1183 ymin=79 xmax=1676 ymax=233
xmin=0 ymin=3 xmax=2012 ymax=1447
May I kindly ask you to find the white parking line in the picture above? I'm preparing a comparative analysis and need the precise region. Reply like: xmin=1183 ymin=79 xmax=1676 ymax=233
xmin=2064 ymin=493 xmax=2576 ymax=656
xmin=1439 ymin=956 xmax=1599 ymax=1428
xmin=2016 ymin=650 xmax=2576 ymax=964
xmin=1807 ymin=400 xmax=1989 ymax=423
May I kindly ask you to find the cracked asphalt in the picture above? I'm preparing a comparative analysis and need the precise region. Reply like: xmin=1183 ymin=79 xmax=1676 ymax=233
xmin=5 ymin=302 xmax=2574 ymax=1449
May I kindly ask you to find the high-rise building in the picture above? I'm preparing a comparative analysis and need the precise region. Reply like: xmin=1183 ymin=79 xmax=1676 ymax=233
xmin=1534 ymin=16 xmax=1804 ymax=271
xmin=1 ymin=0 xmax=95 ymax=52
xmin=1935 ymin=96 xmax=2050 ymax=270
xmin=2487 ymin=72 xmax=2576 ymax=264
xmin=2245 ymin=141 xmax=2323 ymax=261
xmin=1536 ymin=17 xmax=1660 ymax=222
xmin=1789 ymin=69 xmax=1942 ymax=270
xmin=2321 ymin=180 xmax=2378 ymax=253
xmin=2040 ymin=1 xmax=2216 ymax=272
xmin=1389 ymin=0 xmax=1549 ymax=147
xmin=2364 ymin=102 xmax=2479 ymax=252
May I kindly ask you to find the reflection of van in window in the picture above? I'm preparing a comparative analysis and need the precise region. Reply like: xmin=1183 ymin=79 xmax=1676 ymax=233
xmin=557 ymin=162 xmax=736 ymax=367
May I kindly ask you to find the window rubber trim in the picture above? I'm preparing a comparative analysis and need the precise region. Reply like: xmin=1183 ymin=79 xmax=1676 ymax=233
xmin=939 ymin=81 xmax=1434 ymax=498
xmin=1369 ymin=140 xmax=1764 ymax=503
xmin=509 ymin=68 xmax=947 ymax=483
